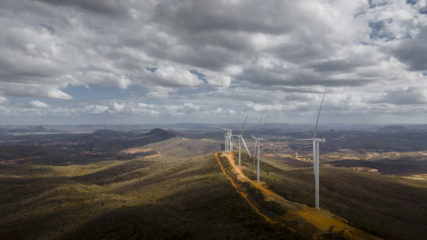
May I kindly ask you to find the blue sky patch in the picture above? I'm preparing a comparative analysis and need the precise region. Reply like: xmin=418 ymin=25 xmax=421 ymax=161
xmin=406 ymin=0 xmax=418 ymax=5
xmin=40 ymin=23 xmax=55 ymax=34
xmin=145 ymin=67 xmax=157 ymax=72
xmin=369 ymin=0 xmax=388 ymax=8
xmin=369 ymin=20 xmax=395 ymax=41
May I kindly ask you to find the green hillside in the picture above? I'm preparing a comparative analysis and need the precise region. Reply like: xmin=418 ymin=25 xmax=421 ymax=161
xmin=0 ymin=153 xmax=297 ymax=239
xmin=237 ymin=152 xmax=427 ymax=240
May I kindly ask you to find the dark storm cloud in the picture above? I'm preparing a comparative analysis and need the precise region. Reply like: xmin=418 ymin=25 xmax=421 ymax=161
xmin=306 ymin=59 xmax=364 ymax=73
xmin=238 ymin=67 xmax=372 ymax=88
xmin=392 ymin=26 xmax=427 ymax=71
xmin=141 ymin=41 xmax=240 ymax=71
xmin=37 ymin=0 xmax=129 ymax=17
xmin=151 ymin=0 xmax=293 ymax=35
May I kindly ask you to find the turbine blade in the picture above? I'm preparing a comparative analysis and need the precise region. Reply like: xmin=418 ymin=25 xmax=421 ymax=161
xmin=256 ymin=114 xmax=263 ymax=137
xmin=230 ymin=135 xmax=236 ymax=144
xmin=241 ymin=115 xmax=248 ymax=135
xmin=241 ymin=136 xmax=252 ymax=158
xmin=314 ymin=88 xmax=327 ymax=138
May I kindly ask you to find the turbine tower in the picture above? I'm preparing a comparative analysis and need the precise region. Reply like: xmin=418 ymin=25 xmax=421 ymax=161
xmin=235 ymin=115 xmax=252 ymax=166
xmin=228 ymin=129 xmax=233 ymax=152
xmin=221 ymin=128 xmax=233 ymax=152
xmin=251 ymin=134 xmax=263 ymax=182
xmin=252 ymin=115 xmax=263 ymax=164
xmin=302 ymin=89 xmax=327 ymax=211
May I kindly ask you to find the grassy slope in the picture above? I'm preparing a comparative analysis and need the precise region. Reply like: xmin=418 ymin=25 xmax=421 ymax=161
xmin=238 ymin=153 xmax=427 ymax=240
xmin=146 ymin=137 xmax=221 ymax=158
xmin=0 ymin=151 xmax=297 ymax=239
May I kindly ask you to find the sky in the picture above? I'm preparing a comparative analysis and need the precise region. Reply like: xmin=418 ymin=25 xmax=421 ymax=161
xmin=0 ymin=0 xmax=427 ymax=125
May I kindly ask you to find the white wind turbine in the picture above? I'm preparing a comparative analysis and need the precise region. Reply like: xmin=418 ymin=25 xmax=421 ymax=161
xmin=251 ymin=134 xmax=263 ymax=182
xmin=234 ymin=115 xmax=252 ymax=166
xmin=220 ymin=128 xmax=233 ymax=152
xmin=251 ymin=115 xmax=264 ymax=182
xmin=301 ymin=89 xmax=327 ymax=211
xmin=251 ymin=116 xmax=263 ymax=159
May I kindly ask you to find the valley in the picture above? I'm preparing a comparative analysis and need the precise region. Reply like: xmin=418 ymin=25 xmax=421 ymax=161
xmin=0 ymin=126 xmax=426 ymax=239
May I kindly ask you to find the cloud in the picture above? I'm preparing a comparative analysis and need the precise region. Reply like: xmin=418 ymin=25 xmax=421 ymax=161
xmin=77 ymin=102 xmax=161 ymax=116
xmin=211 ymin=107 xmax=235 ymax=115
xmin=37 ymin=0 xmax=129 ymax=17
xmin=83 ymin=104 xmax=110 ymax=114
xmin=370 ymin=87 xmax=427 ymax=105
xmin=165 ymin=103 xmax=202 ymax=115
xmin=392 ymin=26 xmax=427 ymax=71
xmin=0 ymin=96 xmax=8 ymax=104
xmin=151 ymin=0 xmax=294 ymax=35
xmin=246 ymin=102 xmax=287 ymax=112
xmin=0 ymin=0 xmax=427 ymax=123
xmin=145 ymin=66 xmax=204 ymax=88
xmin=111 ymin=102 xmax=125 ymax=112
xmin=29 ymin=100 xmax=50 ymax=108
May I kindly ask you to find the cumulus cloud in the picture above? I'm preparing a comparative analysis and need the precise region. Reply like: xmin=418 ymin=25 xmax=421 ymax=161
xmin=0 ymin=96 xmax=9 ymax=104
xmin=1 ymin=0 xmax=427 ymax=123
xmin=29 ymin=100 xmax=50 ymax=108
xmin=83 ymin=104 xmax=110 ymax=114
xmin=145 ymin=66 xmax=204 ymax=88
xmin=111 ymin=102 xmax=125 ymax=112
xmin=246 ymin=102 xmax=287 ymax=112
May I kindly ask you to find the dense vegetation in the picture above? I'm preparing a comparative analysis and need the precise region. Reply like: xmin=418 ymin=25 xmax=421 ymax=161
xmin=0 ymin=139 xmax=297 ymax=239
xmin=1 ymin=127 xmax=427 ymax=239
xmin=239 ymin=153 xmax=427 ymax=240
xmin=329 ymin=158 xmax=427 ymax=175
xmin=0 ymin=129 xmax=175 ymax=165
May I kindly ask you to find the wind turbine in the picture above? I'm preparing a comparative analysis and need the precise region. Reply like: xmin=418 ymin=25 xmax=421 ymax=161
xmin=251 ymin=134 xmax=263 ymax=182
xmin=220 ymin=128 xmax=233 ymax=152
xmin=228 ymin=129 xmax=233 ymax=152
xmin=250 ymin=115 xmax=264 ymax=182
xmin=235 ymin=115 xmax=252 ymax=166
xmin=301 ymin=89 xmax=327 ymax=211
xmin=252 ymin=115 xmax=263 ymax=164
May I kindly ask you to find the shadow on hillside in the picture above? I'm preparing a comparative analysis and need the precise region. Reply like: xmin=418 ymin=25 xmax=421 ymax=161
xmin=73 ymin=160 xmax=155 ymax=185
xmin=60 ymin=182 xmax=298 ymax=240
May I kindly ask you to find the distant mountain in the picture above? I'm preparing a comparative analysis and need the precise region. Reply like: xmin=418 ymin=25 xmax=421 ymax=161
xmin=147 ymin=128 xmax=177 ymax=138
xmin=0 ymin=128 xmax=178 ymax=165
xmin=92 ymin=129 xmax=123 ymax=137
xmin=0 ymin=126 xmax=52 ymax=134
xmin=79 ymin=128 xmax=176 ymax=151
xmin=379 ymin=125 xmax=408 ymax=132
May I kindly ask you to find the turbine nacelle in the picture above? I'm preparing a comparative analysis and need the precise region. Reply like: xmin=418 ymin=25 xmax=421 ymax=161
xmin=298 ymin=137 xmax=326 ymax=142
xmin=314 ymin=137 xmax=326 ymax=143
